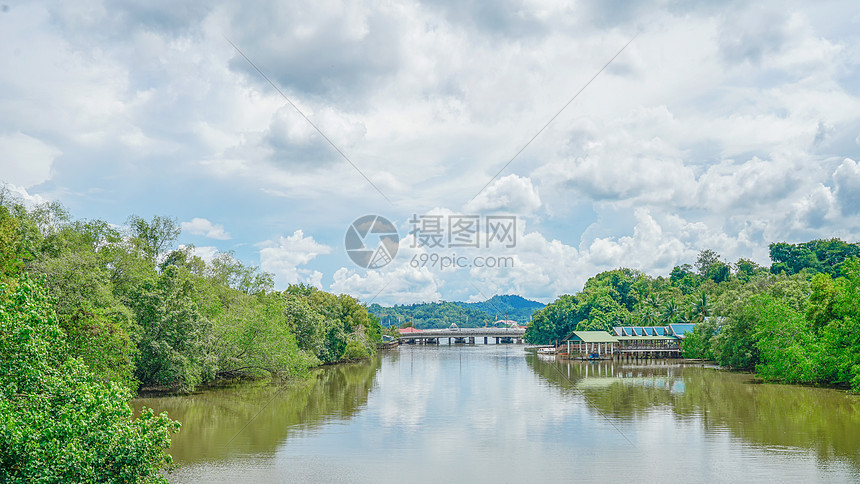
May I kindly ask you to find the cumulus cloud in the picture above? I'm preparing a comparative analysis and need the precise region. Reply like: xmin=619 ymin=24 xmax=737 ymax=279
xmin=787 ymin=183 xmax=837 ymax=231
xmin=465 ymin=174 xmax=541 ymax=214
xmin=225 ymin=1 xmax=403 ymax=103
xmin=3 ymin=184 xmax=48 ymax=208
xmin=4 ymin=0 xmax=860 ymax=304
xmin=264 ymin=105 xmax=367 ymax=168
xmin=259 ymin=230 xmax=332 ymax=288
xmin=0 ymin=132 xmax=60 ymax=187
xmin=329 ymin=210 xmax=700 ymax=304
xmin=536 ymin=107 xmax=696 ymax=206
xmin=180 ymin=218 xmax=232 ymax=240
xmin=695 ymin=155 xmax=803 ymax=211
xmin=833 ymin=157 xmax=860 ymax=216
xmin=330 ymin=265 xmax=443 ymax=305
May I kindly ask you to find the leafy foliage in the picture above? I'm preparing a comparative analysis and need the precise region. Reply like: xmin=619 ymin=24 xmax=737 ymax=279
xmin=0 ymin=188 xmax=392 ymax=480
xmin=284 ymin=285 xmax=380 ymax=363
xmin=769 ymin=239 xmax=860 ymax=277
xmin=130 ymin=265 xmax=216 ymax=391
xmin=523 ymin=243 xmax=860 ymax=393
xmin=0 ymin=276 xmax=179 ymax=482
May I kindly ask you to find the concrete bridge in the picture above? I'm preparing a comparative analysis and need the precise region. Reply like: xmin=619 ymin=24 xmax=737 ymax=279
xmin=398 ymin=328 xmax=526 ymax=345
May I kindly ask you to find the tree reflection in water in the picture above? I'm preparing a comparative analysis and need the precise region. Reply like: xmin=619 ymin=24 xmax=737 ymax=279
xmin=132 ymin=357 xmax=383 ymax=464
xmin=527 ymin=355 xmax=860 ymax=470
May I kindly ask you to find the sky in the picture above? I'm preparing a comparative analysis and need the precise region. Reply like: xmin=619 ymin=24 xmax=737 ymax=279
xmin=2 ymin=0 xmax=860 ymax=305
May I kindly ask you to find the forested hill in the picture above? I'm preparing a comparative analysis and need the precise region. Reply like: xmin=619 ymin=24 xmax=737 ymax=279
xmin=454 ymin=295 xmax=546 ymax=322
xmin=368 ymin=295 xmax=545 ymax=329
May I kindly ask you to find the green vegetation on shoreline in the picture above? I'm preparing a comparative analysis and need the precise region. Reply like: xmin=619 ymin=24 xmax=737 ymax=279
xmin=524 ymin=241 xmax=860 ymax=392
xmin=0 ymin=191 xmax=382 ymax=481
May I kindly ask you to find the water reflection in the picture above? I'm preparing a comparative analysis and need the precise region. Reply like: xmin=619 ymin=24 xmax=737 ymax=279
xmin=527 ymin=356 xmax=860 ymax=469
xmin=132 ymin=347 xmax=860 ymax=482
xmin=132 ymin=357 xmax=382 ymax=464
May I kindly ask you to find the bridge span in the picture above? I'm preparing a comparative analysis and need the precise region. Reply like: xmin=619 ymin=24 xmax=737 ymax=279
xmin=398 ymin=328 xmax=526 ymax=345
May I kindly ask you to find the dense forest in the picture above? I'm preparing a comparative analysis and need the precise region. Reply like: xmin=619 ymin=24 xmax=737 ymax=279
xmin=453 ymin=295 xmax=546 ymax=323
xmin=369 ymin=295 xmax=545 ymax=329
xmin=0 ymin=190 xmax=382 ymax=482
xmin=524 ymin=240 xmax=860 ymax=392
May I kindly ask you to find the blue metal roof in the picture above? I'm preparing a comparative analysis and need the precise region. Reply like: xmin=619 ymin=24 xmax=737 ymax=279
xmin=613 ymin=326 xmax=681 ymax=339
xmin=669 ymin=323 xmax=696 ymax=337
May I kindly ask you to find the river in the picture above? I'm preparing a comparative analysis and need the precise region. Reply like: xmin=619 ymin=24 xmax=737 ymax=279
xmin=132 ymin=345 xmax=860 ymax=483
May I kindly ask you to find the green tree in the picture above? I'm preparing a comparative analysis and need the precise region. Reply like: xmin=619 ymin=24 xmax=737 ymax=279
xmin=213 ymin=291 xmax=318 ymax=378
xmin=130 ymin=265 xmax=215 ymax=391
xmin=661 ymin=298 xmax=680 ymax=324
xmin=769 ymin=239 xmax=860 ymax=277
xmin=692 ymin=292 xmax=710 ymax=322
xmin=30 ymin=249 xmax=137 ymax=388
xmin=680 ymin=316 xmax=717 ymax=359
xmin=711 ymin=295 xmax=758 ymax=369
xmin=735 ymin=258 xmax=765 ymax=282
xmin=524 ymin=294 xmax=578 ymax=344
xmin=808 ymin=258 xmax=860 ymax=391
xmin=0 ymin=276 xmax=179 ymax=482
xmin=126 ymin=215 xmax=181 ymax=262
xmin=670 ymin=264 xmax=700 ymax=294
xmin=753 ymin=294 xmax=816 ymax=384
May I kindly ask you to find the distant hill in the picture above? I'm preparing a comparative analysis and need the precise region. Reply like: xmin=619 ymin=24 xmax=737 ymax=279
xmin=454 ymin=295 xmax=546 ymax=323
xmin=369 ymin=295 xmax=545 ymax=329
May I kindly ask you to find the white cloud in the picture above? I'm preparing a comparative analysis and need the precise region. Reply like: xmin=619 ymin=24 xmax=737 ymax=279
xmin=465 ymin=174 xmax=541 ymax=214
xmin=259 ymin=230 xmax=332 ymax=288
xmin=534 ymin=107 xmax=697 ymax=207
xmin=0 ymin=132 xmax=60 ymax=187
xmin=180 ymin=218 xmax=232 ymax=240
xmin=330 ymin=265 xmax=443 ymax=305
xmin=178 ymin=244 xmax=219 ymax=263
xmin=3 ymin=183 xmax=48 ymax=207
xmin=833 ymin=157 xmax=860 ymax=216
xmin=695 ymin=154 xmax=804 ymax=211
xmin=3 ymin=0 xmax=860 ymax=304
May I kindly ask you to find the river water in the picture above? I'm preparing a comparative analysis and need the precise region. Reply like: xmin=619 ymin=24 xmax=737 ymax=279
xmin=133 ymin=345 xmax=860 ymax=483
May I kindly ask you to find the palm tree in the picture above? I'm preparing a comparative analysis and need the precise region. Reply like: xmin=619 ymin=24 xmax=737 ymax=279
xmin=662 ymin=298 xmax=679 ymax=323
xmin=692 ymin=292 xmax=709 ymax=323
xmin=640 ymin=307 xmax=658 ymax=326
xmin=645 ymin=293 xmax=662 ymax=310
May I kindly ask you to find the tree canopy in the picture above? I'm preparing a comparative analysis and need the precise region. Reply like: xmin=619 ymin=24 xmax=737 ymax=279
xmin=524 ymin=245 xmax=860 ymax=393
xmin=0 ymin=189 xmax=384 ymax=480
